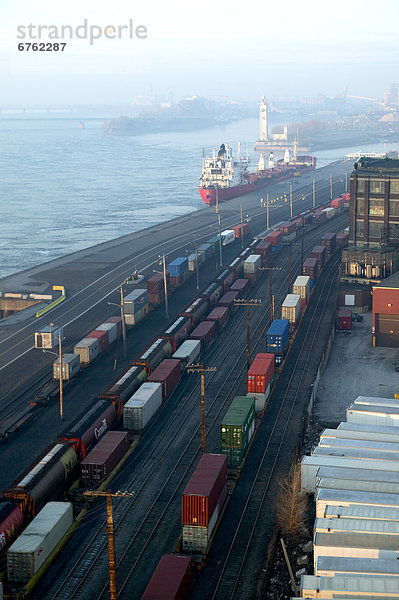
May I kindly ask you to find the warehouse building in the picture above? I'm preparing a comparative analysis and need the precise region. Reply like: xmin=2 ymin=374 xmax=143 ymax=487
xmin=372 ymin=270 xmax=399 ymax=347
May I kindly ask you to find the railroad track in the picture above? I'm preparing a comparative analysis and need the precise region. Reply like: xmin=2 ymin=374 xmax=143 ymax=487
xmin=37 ymin=214 xmax=347 ymax=600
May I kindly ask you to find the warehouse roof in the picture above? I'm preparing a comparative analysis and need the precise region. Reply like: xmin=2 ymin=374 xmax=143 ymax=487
xmin=355 ymin=156 xmax=399 ymax=174
xmin=374 ymin=269 xmax=399 ymax=289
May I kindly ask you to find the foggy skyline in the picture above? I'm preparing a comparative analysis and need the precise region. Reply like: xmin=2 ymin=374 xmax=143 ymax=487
xmin=1 ymin=0 xmax=398 ymax=104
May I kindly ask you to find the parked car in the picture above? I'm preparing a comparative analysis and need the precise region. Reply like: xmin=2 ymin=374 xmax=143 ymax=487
xmin=352 ymin=313 xmax=364 ymax=322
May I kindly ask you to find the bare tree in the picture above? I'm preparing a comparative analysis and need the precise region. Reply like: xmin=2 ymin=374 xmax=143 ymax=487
xmin=276 ymin=461 xmax=307 ymax=540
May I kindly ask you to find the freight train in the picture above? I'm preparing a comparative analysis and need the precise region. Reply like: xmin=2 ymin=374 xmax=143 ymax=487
xmin=0 ymin=194 xmax=348 ymax=592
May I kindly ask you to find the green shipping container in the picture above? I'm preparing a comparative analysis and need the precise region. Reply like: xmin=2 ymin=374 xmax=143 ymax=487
xmin=220 ymin=446 xmax=246 ymax=469
xmin=220 ymin=396 xmax=255 ymax=450
xmin=206 ymin=236 xmax=220 ymax=253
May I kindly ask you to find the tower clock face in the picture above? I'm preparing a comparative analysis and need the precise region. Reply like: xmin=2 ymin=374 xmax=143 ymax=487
xmin=261 ymin=108 xmax=265 ymax=112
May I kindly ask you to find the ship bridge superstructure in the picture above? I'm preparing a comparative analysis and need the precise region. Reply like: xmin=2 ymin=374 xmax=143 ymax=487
xmin=200 ymin=143 xmax=249 ymax=189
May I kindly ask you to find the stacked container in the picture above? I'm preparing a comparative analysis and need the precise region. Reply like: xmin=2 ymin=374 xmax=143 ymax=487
xmin=266 ymin=319 xmax=290 ymax=366
xmin=94 ymin=321 xmax=119 ymax=346
xmin=337 ymin=309 xmax=352 ymax=330
xmin=53 ymin=353 xmax=80 ymax=381
xmin=87 ymin=329 xmax=108 ymax=352
xmin=7 ymin=502 xmax=73 ymax=583
xmin=172 ymin=339 xmax=201 ymax=364
xmin=123 ymin=382 xmax=163 ymax=430
xmin=229 ymin=278 xmax=250 ymax=296
xmin=322 ymin=207 xmax=337 ymax=219
xmin=181 ymin=454 xmax=227 ymax=552
xmin=217 ymin=290 xmax=240 ymax=309
xmin=321 ymin=232 xmax=337 ymax=261
xmin=336 ymin=232 xmax=349 ymax=248
xmin=311 ymin=245 xmax=326 ymax=274
xmin=221 ymin=230 xmax=235 ymax=245
xmin=247 ymin=353 xmax=275 ymax=411
xmin=74 ymin=337 xmax=99 ymax=365
xmin=124 ymin=289 xmax=149 ymax=326
xmin=168 ymin=257 xmax=189 ymax=288
xmin=197 ymin=243 xmax=213 ymax=261
xmin=280 ymin=221 xmax=297 ymax=241
xmin=34 ymin=324 xmax=63 ymax=349
xmin=142 ymin=555 xmax=192 ymax=600
xmin=293 ymin=275 xmax=310 ymax=310
xmin=148 ymin=359 xmax=181 ymax=399
xmin=313 ymin=208 xmax=327 ymax=224
xmin=189 ymin=321 xmax=216 ymax=348
xmin=147 ymin=272 xmax=168 ymax=305
xmin=303 ymin=257 xmax=318 ymax=287
xmin=232 ymin=222 xmax=250 ymax=239
xmin=255 ymin=239 xmax=272 ymax=266
xmin=243 ymin=255 xmax=261 ymax=283
xmin=80 ymin=431 xmax=129 ymax=487
xmin=266 ymin=230 xmax=283 ymax=252
xmin=281 ymin=293 xmax=301 ymax=333
xmin=220 ymin=397 xmax=255 ymax=468
xmin=207 ymin=306 xmax=229 ymax=330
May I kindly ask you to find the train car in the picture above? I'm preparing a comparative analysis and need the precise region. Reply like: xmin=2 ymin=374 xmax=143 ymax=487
xmin=215 ymin=269 xmax=236 ymax=292
xmin=207 ymin=306 xmax=229 ymax=331
xmin=197 ymin=243 xmax=213 ymax=261
xmin=0 ymin=501 xmax=25 ymax=553
xmin=142 ymin=555 xmax=192 ymax=600
xmin=303 ymin=257 xmax=318 ymax=287
xmin=254 ymin=239 xmax=272 ymax=266
xmin=217 ymin=290 xmax=240 ymax=310
xmin=228 ymin=257 xmax=243 ymax=276
xmin=53 ymin=354 xmax=80 ymax=381
xmin=321 ymin=232 xmax=337 ymax=261
xmin=148 ymin=359 xmax=182 ymax=399
xmin=311 ymin=245 xmax=326 ymax=272
xmin=133 ymin=338 xmax=173 ymax=374
xmin=220 ymin=396 xmax=255 ymax=468
xmin=279 ymin=221 xmax=297 ymax=241
xmin=100 ymin=365 xmax=147 ymax=413
xmin=80 ymin=431 xmax=130 ymax=488
xmin=161 ymin=317 xmax=192 ymax=353
xmin=189 ymin=321 xmax=217 ymax=349
xmin=266 ymin=230 xmax=282 ymax=253
xmin=60 ymin=399 xmax=117 ymax=460
xmin=3 ymin=443 xmax=77 ymax=518
xmin=123 ymin=383 xmax=163 ymax=431
xmin=229 ymin=278 xmax=250 ymax=297
xmin=180 ymin=298 xmax=210 ymax=326
xmin=231 ymin=222 xmax=250 ymax=239
xmin=200 ymin=282 xmax=224 ymax=307
xmin=74 ymin=337 xmax=100 ymax=366
xmin=221 ymin=230 xmax=235 ymax=246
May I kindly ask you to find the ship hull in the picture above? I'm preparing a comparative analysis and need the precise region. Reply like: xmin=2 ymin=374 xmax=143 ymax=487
xmin=199 ymin=161 xmax=316 ymax=206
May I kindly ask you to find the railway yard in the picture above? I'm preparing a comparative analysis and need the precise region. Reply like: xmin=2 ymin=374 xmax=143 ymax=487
xmin=0 ymin=162 xmax=352 ymax=599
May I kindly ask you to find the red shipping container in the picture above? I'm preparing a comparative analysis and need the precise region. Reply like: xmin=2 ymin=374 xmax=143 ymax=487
xmin=303 ymin=257 xmax=318 ymax=280
xmin=232 ymin=222 xmax=250 ymax=239
xmin=247 ymin=353 xmax=275 ymax=394
xmin=105 ymin=316 xmax=122 ymax=336
xmin=207 ymin=306 xmax=229 ymax=329
xmin=321 ymin=232 xmax=336 ymax=257
xmin=148 ymin=292 xmax=163 ymax=305
xmin=266 ymin=230 xmax=282 ymax=246
xmin=182 ymin=454 xmax=227 ymax=526
xmin=336 ymin=232 xmax=349 ymax=248
xmin=148 ymin=359 xmax=181 ymax=399
xmin=255 ymin=240 xmax=272 ymax=266
xmin=229 ymin=278 xmax=250 ymax=295
xmin=142 ymin=555 xmax=192 ymax=600
xmin=170 ymin=274 xmax=184 ymax=288
xmin=218 ymin=290 xmax=240 ymax=308
xmin=300 ymin=297 xmax=307 ymax=311
xmin=147 ymin=272 xmax=165 ymax=293
xmin=311 ymin=245 xmax=326 ymax=268
xmin=0 ymin=502 xmax=24 ymax=550
xmin=337 ymin=309 xmax=352 ymax=331
xmin=189 ymin=320 xmax=216 ymax=347
xmin=280 ymin=221 xmax=296 ymax=235
xmin=87 ymin=329 xmax=108 ymax=352
xmin=80 ymin=431 xmax=129 ymax=487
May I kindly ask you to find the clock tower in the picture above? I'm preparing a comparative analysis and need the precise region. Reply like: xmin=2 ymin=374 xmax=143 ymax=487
xmin=259 ymin=96 xmax=268 ymax=142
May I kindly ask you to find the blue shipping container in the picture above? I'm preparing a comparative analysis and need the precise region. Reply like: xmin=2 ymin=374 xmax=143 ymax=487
xmin=124 ymin=289 xmax=149 ymax=313
xmin=168 ymin=257 xmax=188 ymax=277
xmin=266 ymin=319 xmax=289 ymax=354
xmin=271 ymin=243 xmax=282 ymax=254
xmin=309 ymin=279 xmax=315 ymax=289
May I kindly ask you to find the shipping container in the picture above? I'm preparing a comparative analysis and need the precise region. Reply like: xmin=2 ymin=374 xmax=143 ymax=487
xmin=231 ymin=222 xmax=250 ymax=239
xmin=313 ymin=530 xmax=399 ymax=562
xmin=266 ymin=230 xmax=282 ymax=247
xmin=316 ymin=488 xmax=399 ymax=519
xmin=280 ymin=221 xmax=297 ymax=238
xmin=80 ymin=431 xmax=129 ymax=487
xmin=134 ymin=338 xmax=172 ymax=374
xmin=0 ymin=502 xmax=24 ymax=551
xmin=172 ymin=339 xmax=202 ymax=364
xmin=266 ymin=319 xmax=289 ymax=358
xmin=301 ymin=455 xmax=399 ymax=494
xmin=168 ymin=257 xmax=188 ymax=277
xmin=322 ymin=207 xmax=336 ymax=219
xmin=125 ymin=302 xmax=149 ymax=326
xmin=243 ymin=254 xmax=261 ymax=274
xmin=318 ymin=436 xmax=399 ymax=454
xmin=60 ymin=399 xmax=117 ymax=460
xmin=347 ymin=402 xmax=399 ymax=427
xmin=161 ymin=317 xmax=192 ymax=352
xmin=101 ymin=365 xmax=147 ymax=409
xmin=218 ymin=290 xmax=240 ymax=309
xmin=301 ymin=574 xmax=399 ymax=598
xmin=180 ymin=298 xmax=210 ymax=325
xmin=187 ymin=253 xmax=198 ymax=272
xmin=189 ymin=321 xmax=216 ymax=348
xmin=170 ymin=274 xmax=186 ymax=289
xmin=74 ymin=337 xmax=100 ymax=365
xmin=311 ymin=245 xmax=326 ymax=270
xmin=104 ymin=316 xmax=122 ymax=336
xmin=315 ymin=555 xmax=399 ymax=578
xmin=303 ymin=257 xmax=318 ymax=280
xmin=148 ymin=292 xmax=163 ymax=306
xmin=221 ymin=230 xmax=235 ymax=245
xmin=200 ymin=282 xmax=224 ymax=306
xmin=324 ymin=504 xmax=399 ymax=522
xmin=95 ymin=321 xmax=118 ymax=345
xmin=336 ymin=232 xmax=349 ymax=248
xmin=4 ymin=443 xmax=77 ymax=518
xmin=197 ymin=243 xmax=213 ymax=261
xmin=124 ymin=289 xmax=148 ymax=314
xmin=7 ymin=502 xmax=73 ymax=583
xmin=146 ymin=272 xmax=168 ymax=294
xmin=53 ymin=353 xmax=80 ymax=381
xmin=293 ymin=275 xmax=310 ymax=300
xmin=281 ymin=294 xmax=301 ymax=325
xmin=142 ymin=555 xmax=192 ymax=600
xmin=315 ymin=517 xmax=399 ymax=536
xmin=317 ymin=476 xmax=399 ymax=496
xmin=206 ymin=236 xmax=220 ymax=254
xmin=216 ymin=269 xmax=236 ymax=292
xmin=254 ymin=239 xmax=272 ymax=266
xmin=34 ymin=324 xmax=64 ymax=350
xmin=87 ymin=329 xmax=108 ymax=353
xmin=229 ymin=278 xmax=250 ymax=296
xmin=182 ymin=454 xmax=227 ymax=527
xmin=206 ymin=306 xmax=229 ymax=330
xmin=220 ymin=397 xmax=255 ymax=468
xmin=247 ymin=353 xmax=275 ymax=411
xmin=148 ymin=359 xmax=181 ymax=399
xmin=123 ymin=382 xmax=163 ymax=430
xmin=337 ymin=309 xmax=352 ymax=330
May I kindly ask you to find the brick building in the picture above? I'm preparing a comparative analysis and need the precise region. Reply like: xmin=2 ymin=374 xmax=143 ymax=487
xmin=372 ymin=271 xmax=399 ymax=348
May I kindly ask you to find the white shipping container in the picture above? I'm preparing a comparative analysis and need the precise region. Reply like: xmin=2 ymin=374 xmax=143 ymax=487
xmin=324 ymin=504 xmax=399 ymax=522
xmin=347 ymin=402 xmax=399 ymax=426
xmin=316 ymin=488 xmax=399 ymax=519
xmin=322 ymin=207 xmax=336 ymax=218
xmin=34 ymin=324 xmax=63 ymax=349
xmin=247 ymin=383 xmax=270 ymax=413
xmin=322 ymin=426 xmax=399 ymax=444
xmin=74 ymin=337 xmax=100 ymax=365
xmin=172 ymin=339 xmax=201 ymax=364
xmin=281 ymin=294 xmax=301 ymax=323
xmin=315 ymin=517 xmax=399 ymax=536
xmin=123 ymin=382 xmax=162 ymax=431
xmin=317 ymin=476 xmax=399 ymax=496
xmin=125 ymin=309 xmax=143 ymax=326
xmin=354 ymin=395 xmax=399 ymax=408
xmin=318 ymin=436 xmax=399 ymax=454
xmin=313 ymin=531 xmax=399 ymax=563
xmin=53 ymin=353 xmax=80 ymax=380
xmin=316 ymin=556 xmax=399 ymax=578
xmin=95 ymin=322 xmax=118 ymax=345
xmin=7 ymin=502 xmax=73 ymax=583
xmin=312 ymin=445 xmax=399 ymax=462
xmin=301 ymin=574 xmax=399 ymax=598
xmin=316 ymin=466 xmax=399 ymax=485
xmin=243 ymin=254 xmax=261 ymax=274
xmin=221 ymin=229 xmax=235 ymax=246
xmin=293 ymin=275 xmax=310 ymax=299
xmin=339 ymin=421 xmax=399 ymax=436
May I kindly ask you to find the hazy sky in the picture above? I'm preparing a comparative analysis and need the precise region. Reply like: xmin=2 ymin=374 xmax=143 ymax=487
xmin=1 ymin=0 xmax=398 ymax=104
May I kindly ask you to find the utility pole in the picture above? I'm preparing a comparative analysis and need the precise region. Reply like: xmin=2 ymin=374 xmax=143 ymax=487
xmin=345 ymin=172 xmax=348 ymax=194
xmin=240 ymin=203 xmax=244 ymax=249
xmin=312 ymin=178 xmax=316 ymax=209
xmin=194 ymin=237 xmax=200 ymax=291
xmin=259 ymin=267 xmax=281 ymax=323
xmin=290 ymin=184 xmax=293 ymax=218
xmin=330 ymin=172 xmax=333 ymax=200
xmin=186 ymin=364 xmax=217 ymax=454
xmin=83 ymin=490 xmax=135 ymax=600
xmin=215 ymin=188 xmax=223 ymax=267
xmin=157 ymin=254 xmax=169 ymax=319
xmin=233 ymin=299 xmax=261 ymax=369
xmin=120 ymin=286 xmax=127 ymax=360
xmin=266 ymin=193 xmax=269 ymax=229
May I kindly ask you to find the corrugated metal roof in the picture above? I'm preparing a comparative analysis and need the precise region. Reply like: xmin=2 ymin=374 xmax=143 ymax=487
xmin=301 ymin=573 xmax=399 ymax=594
xmin=315 ymin=517 xmax=399 ymax=535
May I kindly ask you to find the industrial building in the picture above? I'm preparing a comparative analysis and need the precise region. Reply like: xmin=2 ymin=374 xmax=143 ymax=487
xmin=372 ymin=270 xmax=399 ymax=347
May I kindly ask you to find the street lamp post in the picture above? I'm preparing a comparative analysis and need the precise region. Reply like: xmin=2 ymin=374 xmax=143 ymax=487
xmin=108 ymin=286 xmax=127 ymax=361
xmin=43 ymin=333 xmax=63 ymax=420
xmin=155 ymin=254 xmax=169 ymax=319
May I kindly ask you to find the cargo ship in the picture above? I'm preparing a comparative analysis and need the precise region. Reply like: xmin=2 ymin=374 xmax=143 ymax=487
xmin=199 ymin=143 xmax=316 ymax=206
